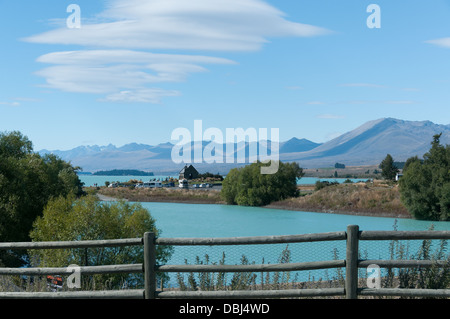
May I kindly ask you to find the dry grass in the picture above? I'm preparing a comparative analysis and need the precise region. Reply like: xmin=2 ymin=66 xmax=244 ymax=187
xmin=266 ymin=181 xmax=411 ymax=219
xmin=98 ymin=186 xmax=225 ymax=204
xmin=303 ymin=165 xmax=380 ymax=178
xmin=96 ymin=179 xmax=410 ymax=218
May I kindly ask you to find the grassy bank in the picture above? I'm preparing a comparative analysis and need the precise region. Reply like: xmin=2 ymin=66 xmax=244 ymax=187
xmin=266 ymin=181 xmax=411 ymax=218
xmin=91 ymin=178 xmax=410 ymax=218
xmin=96 ymin=186 xmax=225 ymax=204
xmin=303 ymin=165 xmax=380 ymax=179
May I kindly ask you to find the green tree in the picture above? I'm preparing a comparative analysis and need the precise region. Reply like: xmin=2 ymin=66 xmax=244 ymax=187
xmin=380 ymin=154 xmax=399 ymax=181
xmin=221 ymin=161 xmax=304 ymax=206
xmin=29 ymin=195 xmax=173 ymax=289
xmin=399 ymin=134 xmax=450 ymax=221
xmin=403 ymin=155 xmax=421 ymax=172
xmin=0 ymin=131 xmax=32 ymax=158
xmin=0 ymin=131 xmax=84 ymax=267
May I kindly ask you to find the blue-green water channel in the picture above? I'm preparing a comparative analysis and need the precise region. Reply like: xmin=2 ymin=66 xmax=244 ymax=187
xmin=79 ymin=175 xmax=367 ymax=187
xmin=84 ymin=175 xmax=450 ymax=286
xmin=134 ymin=202 xmax=450 ymax=287
xmin=140 ymin=202 xmax=450 ymax=237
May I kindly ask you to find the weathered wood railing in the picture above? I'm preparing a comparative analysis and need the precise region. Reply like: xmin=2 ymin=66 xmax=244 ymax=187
xmin=0 ymin=225 xmax=449 ymax=299
xmin=0 ymin=238 xmax=145 ymax=299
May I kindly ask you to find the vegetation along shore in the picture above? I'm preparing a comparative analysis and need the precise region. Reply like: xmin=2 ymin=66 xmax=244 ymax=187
xmin=93 ymin=134 xmax=450 ymax=222
xmin=94 ymin=179 xmax=409 ymax=219
xmin=1 ymin=130 xmax=450 ymax=294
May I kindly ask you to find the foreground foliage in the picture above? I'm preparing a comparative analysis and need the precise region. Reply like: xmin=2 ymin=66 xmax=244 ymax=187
xmin=0 ymin=131 xmax=84 ymax=267
xmin=29 ymin=195 xmax=173 ymax=290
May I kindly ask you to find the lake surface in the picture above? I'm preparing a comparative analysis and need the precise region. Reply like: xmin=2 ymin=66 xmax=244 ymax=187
xmin=140 ymin=202 xmax=450 ymax=238
xmin=86 ymin=173 xmax=450 ymax=287
xmin=131 ymin=202 xmax=450 ymax=287
xmin=79 ymin=175 xmax=177 ymax=187
xmin=79 ymin=175 xmax=367 ymax=187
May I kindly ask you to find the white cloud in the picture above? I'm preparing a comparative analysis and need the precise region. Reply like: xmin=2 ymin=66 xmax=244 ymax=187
xmin=0 ymin=101 xmax=20 ymax=107
xmin=425 ymin=37 xmax=450 ymax=48
xmin=339 ymin=83 xmax=387 ymax=88
xmin=24 ymin=0 xmax=330 ymax=103
xmin=100 ymin=89 xmax=181 ymax=104
xmin=36 ymin=50 xmax=234 ymax=66
xmin=307 ymin=101 xmax=326 ymax=105
xmin=12 ymin=97 xmax=40 ymax=102
xmin=401 ymin=87 xmax=420 ymax=92
xmin=25 ymin=0 xmax=329 ymax=51
xmin=384 ymin=100 xmax=415 ymax=105
xmin=316 ymin=114 xmax=345 ymax=119
xmin=0 ymin=97 xmax=40 ymax=107
xmin=35 ymin=50 xmax=235 ymax=94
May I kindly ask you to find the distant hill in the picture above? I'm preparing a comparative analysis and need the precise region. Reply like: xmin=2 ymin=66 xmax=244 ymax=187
xmin=280 ymin=118 xmax=450 ymax=167
xmin=279 ymin=137 xmax=322 ymax=153
xmin=93 ymin=169 xmax=154 ymax=176
xmin=39 ymin=118 xmax=450 ymax=173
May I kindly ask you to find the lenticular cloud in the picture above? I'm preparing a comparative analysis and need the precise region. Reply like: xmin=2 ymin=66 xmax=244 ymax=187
xmin=24 ymin=0 xmax=329 ymax=103
xmin=26 ymin=0 xmax=329 ymax=51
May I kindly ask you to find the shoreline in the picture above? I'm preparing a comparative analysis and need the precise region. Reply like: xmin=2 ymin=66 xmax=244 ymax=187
xmin=263 ymin=202 xmax=412 ymax=219
xmin=94 ymin=185 xmax=412 ymax=220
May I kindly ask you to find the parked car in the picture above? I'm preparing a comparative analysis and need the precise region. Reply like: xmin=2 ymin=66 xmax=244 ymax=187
xmin=143 ymin=181 xmax=162 ymax=188
xmin=179 ymin=179 xmax=189 ymax=189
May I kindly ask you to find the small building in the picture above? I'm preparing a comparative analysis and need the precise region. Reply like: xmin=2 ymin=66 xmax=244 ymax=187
xmin=179 ymin=165 xmax=199 ymax=180
xmin=395 ymin=173 xmax=403 ymax=181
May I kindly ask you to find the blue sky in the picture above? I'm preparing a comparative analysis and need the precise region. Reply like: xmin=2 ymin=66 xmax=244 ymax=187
xmin=1 ymin=0 xmax=450 ymax=151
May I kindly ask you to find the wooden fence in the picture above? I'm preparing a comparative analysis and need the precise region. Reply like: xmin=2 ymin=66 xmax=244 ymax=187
xmin=0 ymin=225 xmax=449 ymax=299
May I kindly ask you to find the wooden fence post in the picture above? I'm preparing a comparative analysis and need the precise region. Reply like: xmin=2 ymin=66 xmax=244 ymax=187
xmin=144 ymin=232 xmax=156 ymax=299
xmin=346 ymin=225 xmax=359 ymax=299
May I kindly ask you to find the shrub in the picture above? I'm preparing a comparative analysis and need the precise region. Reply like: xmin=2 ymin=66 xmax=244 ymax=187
xmin=221 ymin=161 xmax=304 ymax=206
xmin=29 ymin=195 xmax=173 ymax=290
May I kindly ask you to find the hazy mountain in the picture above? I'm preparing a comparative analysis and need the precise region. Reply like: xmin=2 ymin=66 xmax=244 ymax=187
xmin=38 ymin=118 xmax=450 ymax=173
xmin=279 ymin=137 xmax=322 ymax=154
xmin=280 ymin=118 xmax=450 ymax=167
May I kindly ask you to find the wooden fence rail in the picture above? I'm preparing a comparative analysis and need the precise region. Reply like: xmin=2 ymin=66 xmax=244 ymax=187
xmin=0 ymin=225 xmax=449 ymax=299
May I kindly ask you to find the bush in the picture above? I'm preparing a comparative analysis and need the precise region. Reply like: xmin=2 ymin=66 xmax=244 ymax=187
xmin=315 ymin=180 xmax=339 ymax=191
xmin=221 ymin=161 xmax=304 ymax=206
xmin=29 ymin=195 xmax=173 ymax=289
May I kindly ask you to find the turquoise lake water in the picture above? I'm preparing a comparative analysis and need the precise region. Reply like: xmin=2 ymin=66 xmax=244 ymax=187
xmin=85 ymin=175 xmax=450 ymax=286
xmin=134 ymin=202 xmax=450 ymax=287
xmin=139 ymin=202 xmax=450 ymax=238
xmin=79 ymin=175 xmax=177 ymax=187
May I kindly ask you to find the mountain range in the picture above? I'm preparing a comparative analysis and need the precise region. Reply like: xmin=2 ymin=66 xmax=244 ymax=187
xmin=39 ymin=118 xmax=450 ymax=174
